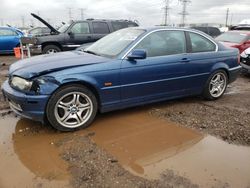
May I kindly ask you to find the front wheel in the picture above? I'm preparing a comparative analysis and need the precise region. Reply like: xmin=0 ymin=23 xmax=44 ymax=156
xmin=202 ymin=70 xmax=228 ymax=100
xmin=46 ymin=85 xmax=98 ymax=131
xmin=42 ymin=45 xmax=61 ymax=54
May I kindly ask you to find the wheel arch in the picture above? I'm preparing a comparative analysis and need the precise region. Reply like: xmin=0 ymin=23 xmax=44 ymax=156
xmin=42 ymin=42 xmax=62 ymax=51
xmin=43 ymin=79 xmax=102 ymax=124
xmin=210 ymin=62 xmax=230 ymax=80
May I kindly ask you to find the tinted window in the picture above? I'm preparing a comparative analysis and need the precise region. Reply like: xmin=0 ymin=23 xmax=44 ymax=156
xmin=93 ymin=22 xmax=110 ymax=34
xmin=189 ymin=32 xmax=216 ymax=53
xmin=0 ymin=29 xmax=17 ymax=36
xmin=134 ymin=30 xmax=186 ymax=57
xmin=208 ymin=27 xmax=221 ymax=36
xmin=71 ymin=22 xmax=90 ymax=34
xmin=112 ymin=22 xmax=138 ymax=31
xmin=29 ymin=28 xmax=42 ymax=35
xmin=192 ymin=27 xmax=208 ymax=34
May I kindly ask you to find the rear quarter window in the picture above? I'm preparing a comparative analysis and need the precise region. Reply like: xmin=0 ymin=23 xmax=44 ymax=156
xmin=189 ymin=32 xmax=216 ymax=53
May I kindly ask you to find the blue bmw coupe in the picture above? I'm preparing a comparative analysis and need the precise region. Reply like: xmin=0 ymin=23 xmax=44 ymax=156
xmin=2 ymin=27 xmax=241 ymax=131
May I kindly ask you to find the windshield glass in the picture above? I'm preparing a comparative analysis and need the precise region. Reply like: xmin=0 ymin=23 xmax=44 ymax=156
xmin=216 ymin=32 xmax=248 ymax=44
xmin=84 ymin=28 xmax=145 ymax=58
xmin=58 ymin=24 xmax=70 ymax=33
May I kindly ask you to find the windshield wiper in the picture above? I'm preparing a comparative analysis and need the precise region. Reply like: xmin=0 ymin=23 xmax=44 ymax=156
xmin=83 ymin=50 xmax=100 ymax=56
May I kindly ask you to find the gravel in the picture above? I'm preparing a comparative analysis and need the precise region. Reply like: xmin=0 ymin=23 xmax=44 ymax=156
xmin=57 ymin=134 xmax=198 ymax=188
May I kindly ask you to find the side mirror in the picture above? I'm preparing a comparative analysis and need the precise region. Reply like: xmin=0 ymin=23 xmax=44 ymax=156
xmin=127 ymin=49 xmax=147 ymax=60
xmin=68 ymin=31 xmax=74 ymax=38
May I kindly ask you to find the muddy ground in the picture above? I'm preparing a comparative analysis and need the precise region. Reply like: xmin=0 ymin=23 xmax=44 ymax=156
xmin=0 ymin=55 xmax=250 ymax=188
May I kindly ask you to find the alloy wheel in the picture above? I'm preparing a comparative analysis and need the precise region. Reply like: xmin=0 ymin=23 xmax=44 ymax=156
xmin=54 ymin=92 xmax=93 ymax=128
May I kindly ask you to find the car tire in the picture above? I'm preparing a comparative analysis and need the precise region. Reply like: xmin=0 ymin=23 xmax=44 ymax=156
xmin=42 ymin=45 xmax=61 ymax=54
xmin=202 ymin=70 xmax=228 ymax=100
xmin=46 ymin=85 xmax=98 ymax=132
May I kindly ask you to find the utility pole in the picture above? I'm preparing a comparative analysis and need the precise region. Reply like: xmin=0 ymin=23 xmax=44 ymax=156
xmin=230 ymin=13 xmax=233 ymax=26
xmin=68 ymin=8 xmax=72 ymax=21
xmin=79 ymin=8 xmax=86 ymax=20
xmin=179 ymin=0 xmax=190 ymax=27
xmin=225 ymin=8 xmax=229 ymax=27
xmin=21 ymin=16 xmax=25 ymax=28
xmin=163 ymin=0 xmax=171 ymax=26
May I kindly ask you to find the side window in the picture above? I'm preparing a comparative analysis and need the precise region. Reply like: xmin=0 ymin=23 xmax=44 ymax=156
xmin=134 ymin=30 xmax=186 ymax=57
xmin=208 ymin=27 xmax=221 ymax=37
xmin=111 ymin=22 xmax=126 ymax=31
xmin=71 ymin=22 xmax=90 ymax=34
xmin=92 ymin=22 xmax=110 ymax=34
xmin=0 ymin=29 xmax=17 ymax=36
xmin=189 ymin=32 xmax=216 ymax=53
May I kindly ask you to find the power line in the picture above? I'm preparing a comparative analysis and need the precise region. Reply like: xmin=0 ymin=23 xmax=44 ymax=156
xmin=179 ymin=0 xmax=191 ymax=27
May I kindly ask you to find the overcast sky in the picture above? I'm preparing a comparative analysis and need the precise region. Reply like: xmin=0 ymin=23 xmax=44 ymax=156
xmin=0 ymin=0 xmax=250 ymax=28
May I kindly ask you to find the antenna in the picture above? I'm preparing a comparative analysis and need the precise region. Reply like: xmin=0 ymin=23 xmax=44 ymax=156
xmin=179 ymin=0 xmax=191 ymax=27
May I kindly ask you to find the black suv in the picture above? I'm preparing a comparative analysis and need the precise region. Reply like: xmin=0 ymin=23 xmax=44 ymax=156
xmin=190 ymin=26 xmax=221 ymax=38
xmin=30 ymin=13 xmax=139 ymax=54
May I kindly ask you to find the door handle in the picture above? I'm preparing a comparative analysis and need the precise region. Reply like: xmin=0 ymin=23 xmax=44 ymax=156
xmin=181 ymin=58 xmax=190 ymax=63
xmin=87 ymin=36 xmax=91 ymax=39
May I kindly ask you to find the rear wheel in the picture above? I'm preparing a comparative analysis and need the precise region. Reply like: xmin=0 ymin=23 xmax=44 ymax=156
xmin=202 ymin=70 xmax=228 ymax=100
xmin=46 ymin=85 xmax=98 ymax=131
xmin=42 ymin=45 xmax=61 ymax=54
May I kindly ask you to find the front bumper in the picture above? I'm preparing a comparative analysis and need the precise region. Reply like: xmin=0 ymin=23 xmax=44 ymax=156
xmin=240 ymin=63 xmax=250 ymax=73
xmin=1 ymin=80 xmax=49 ymax=123
xmin=30 ymin=44 xmax=42 ymax=54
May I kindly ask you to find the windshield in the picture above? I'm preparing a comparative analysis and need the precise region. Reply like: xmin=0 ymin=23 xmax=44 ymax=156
xmin=58 ymin=24 xmax=70 ymax=33
xmin=216 ymin=32 xmax=248 ymax=44
xmin=84 ymin=28 xmax=145 ymax=58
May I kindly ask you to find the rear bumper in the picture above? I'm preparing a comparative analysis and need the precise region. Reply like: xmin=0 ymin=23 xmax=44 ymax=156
xmin=1 ymin=80 xmax=49 ymax=122
xmin=228 ymin=65 xmax=242 ymax=83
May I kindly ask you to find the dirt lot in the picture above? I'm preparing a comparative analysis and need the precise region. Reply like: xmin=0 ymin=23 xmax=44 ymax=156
xmin=0 ymin=55 xmax=250 ymax=188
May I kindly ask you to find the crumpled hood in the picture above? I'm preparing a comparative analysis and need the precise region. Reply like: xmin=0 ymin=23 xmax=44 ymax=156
xmin=9 ymin=51 xmax=109 ymax=79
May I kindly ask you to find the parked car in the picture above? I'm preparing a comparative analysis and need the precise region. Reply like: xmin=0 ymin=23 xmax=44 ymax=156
xmin=190 ymin=26 xmax=221 ymax=38
xmin=240 ymin=47 xmax=250 ymax=73
xmin=215 ymin=30 xmax=250 ymax=53
xmin=27 ymin=27 xmax=51 ymax=37
xmin=0 ymin=26 xmax=24 ymax=54
xmin=30 ymin=13 xmax=139 ymax=54
xmin=1 ymin=27 xmax=241 ymax=131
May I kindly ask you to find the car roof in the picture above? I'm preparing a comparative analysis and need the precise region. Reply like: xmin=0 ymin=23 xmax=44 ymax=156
xmin=0 ymin=26 xmax=15 ymax=29
xmin=138 ymin=26 xmax=207 ymax=33
xmin=73 ymin=19 xmax=138 ymax=23
xmin=227 ymin=30 xmax=250 ymax=35
xmin=0 ymin=26 xmax=24 ymax=34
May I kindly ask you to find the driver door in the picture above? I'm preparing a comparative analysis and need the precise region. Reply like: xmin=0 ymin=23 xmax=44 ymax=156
xmin=64 ymin=22 xmax=93 ymax=50
xmin=120 ymin=30 xmax=190 ymax=105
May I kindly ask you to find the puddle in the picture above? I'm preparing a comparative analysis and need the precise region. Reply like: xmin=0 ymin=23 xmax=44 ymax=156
xmin=0 ymin=116 xmax=70 ymax=188
xmin=86 ymin=110 xmax=250 ymax=188
xmin=1 ymin=108 xmax=250 ymax=188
